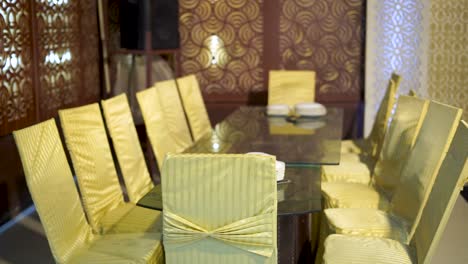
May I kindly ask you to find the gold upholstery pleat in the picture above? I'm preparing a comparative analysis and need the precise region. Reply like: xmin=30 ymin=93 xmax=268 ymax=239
xmin=137 ymin=80 xmax=193 ymax=169
xmin=101 ymin=94 xmax=154 ymax=203
xmin=268 ymin=70 xmax=316 ymax=107
xmin=59 ymin=103 xmax=163 ymax=235
xmin=322 ymin=121 xmax=467 ymax=264
xmin=177 ymin=74 xmax=213 ymax=142
xmin=13 ymin=120 xmax=163 ymax=263
xmin=162 ymin=154 xmax=277 ymax=264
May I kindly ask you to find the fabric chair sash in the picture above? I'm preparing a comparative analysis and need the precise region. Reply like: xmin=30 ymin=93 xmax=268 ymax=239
xmin=163 ymin=210 xmax=274 ymax=258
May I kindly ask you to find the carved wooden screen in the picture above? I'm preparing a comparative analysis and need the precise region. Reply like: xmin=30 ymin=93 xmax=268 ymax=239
xmin=0 ymin=0 xmax=101 ymax=134
xmin=0 ymin=0 xmax=36 ymax=136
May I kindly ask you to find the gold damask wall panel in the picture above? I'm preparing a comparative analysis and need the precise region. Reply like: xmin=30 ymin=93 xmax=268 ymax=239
xmin=179 ymin=0 xmax=264 ymax=95
xmin=429 ymin=0 xmax=468 ymax=120
xmin=279 ymin=0 xmax=364 ymax=101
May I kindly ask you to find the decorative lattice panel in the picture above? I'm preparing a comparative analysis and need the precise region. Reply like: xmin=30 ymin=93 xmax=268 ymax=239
xmin=0 ymin=0 xmax=36 ymax=134
xmin=279 ymin=0 xmax=364 ymax=100
xmin=35 ymin=0 xmax=81 ymax=119
xmin=179 ymin=0 xmax=264 ymax=94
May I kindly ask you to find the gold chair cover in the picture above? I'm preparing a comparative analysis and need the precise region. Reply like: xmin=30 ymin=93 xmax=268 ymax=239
xmin=340 ymin=73 xmax=401 ymax=156
xmin=59 ymin=103 xmax=162 ymax=235
xmin=162 ymin=154 xmax=277 ymax=264
xmin=101 ymin=94 xmax=154 ymax=203
xmin=322 ymin=120 xmax=467 ymax=264
xmin=177 ymin=74 xmax=213 ymax=141
xmin=13 ymin=119 xmax=163 ymax=263
xmin=137 ymin=80 xmax=193 ymax=169
xmin=268 ymin=70 xmax=316 ymax=107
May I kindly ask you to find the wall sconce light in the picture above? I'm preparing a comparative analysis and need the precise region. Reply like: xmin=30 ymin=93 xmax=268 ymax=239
xmin=208 ymin=34 xmax=223 ymax=65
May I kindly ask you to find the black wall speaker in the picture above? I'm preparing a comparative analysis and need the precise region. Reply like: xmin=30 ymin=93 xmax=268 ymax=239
xmin=120 ymin=0 xmax=180 ymax=50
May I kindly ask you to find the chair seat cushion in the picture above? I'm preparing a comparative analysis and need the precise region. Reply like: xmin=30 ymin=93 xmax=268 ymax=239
xmin=324 ymin=208 xmax=409 ymax=242
xmin=321 ymin=183 xmax=390 ymax=210
xmin=138 ymin=184 xmax=163 ymax=210
xmin=323 ymin=234 xmax=414 ymax=264
xmin=341 ymin=139 xmax=366 ymax=154
xmin=321 ymin=161 xmax=371 ymax=184
xmin=101 ymin=203 xmax=163 ymax=234
xmin=72 ymin=233 xmax=164 ymax=263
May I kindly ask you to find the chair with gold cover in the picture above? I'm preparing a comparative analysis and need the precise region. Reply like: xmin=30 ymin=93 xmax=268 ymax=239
xmin=321 ymin=101 xmax=462 ymax=211
xmin=320 ymin=102 xmax=462 ymax=247
xmin=268 ymin=70 xmax=316 ymax=108
xmin=13 ymin=119 xmax=164 ymax=263
xmin=176 ymin=74 xmax=212 ymax=142
xmin=101 ymin=94 xmax=162 ymax=210
xmin=59 ymin=103 xmax=163 ymax=235
xmin=322 ymin=95 xmax=428 ymax=184
xmin=137 ymin=80 xmax=193 ymax=170
xmin=341 ymin=73 xmax=401 ymax=158
xmin=322 ymin=120 xmax=467 ymax=264
xmin=162 ymin=154 xmax=277 ymax=264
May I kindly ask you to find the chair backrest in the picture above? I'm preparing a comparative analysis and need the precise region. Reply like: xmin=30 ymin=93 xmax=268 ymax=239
xmin=390 ymin=101 xmax=462 ymax=242
xmin=101 ymin=94 xmax=154 ymax=203
xmin=13 ymin=119 xmax=93 ymax=263
xmin=372 ymin=95 xmax=429 ymax=196
xmin=59 ymin=103 xmax=124 ymax=233
xmin=268 ymin=70 xmax=316 ymax=107
xmin=412 ymin=121 xmax=467 ymax=264
xmin=137 ymin=80 xmax=193 ymax=169
xmin=176 ymin=74 xmax=212 ymax=142
xmin=162 ymin=154 xmax=277 ymax=264
xmin=367 ymin=73 xmax=401 ymax=159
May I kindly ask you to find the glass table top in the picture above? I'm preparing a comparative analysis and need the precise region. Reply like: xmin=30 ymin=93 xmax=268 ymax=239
xmin=138 ymin=166 xmax=322 ymax=216
xmin=184 ymin=106 xmax=343 ymax=166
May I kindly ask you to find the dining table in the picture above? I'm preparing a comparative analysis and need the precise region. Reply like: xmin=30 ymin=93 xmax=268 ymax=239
xmin=138 ymin=106 xmax=343 ymax=264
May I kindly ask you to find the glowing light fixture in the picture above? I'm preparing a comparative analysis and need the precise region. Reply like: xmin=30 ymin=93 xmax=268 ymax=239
xmin=208 ymin=35 xmax=221 ymax=65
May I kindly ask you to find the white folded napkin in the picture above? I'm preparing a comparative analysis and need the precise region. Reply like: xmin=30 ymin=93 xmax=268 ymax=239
xmin=295 ymin=102 xmax=327 ymax=117
xmin=246 ymin=152 xmax=285 ymax=181
xmin=266 ymin=104 xmax=290 ymax=116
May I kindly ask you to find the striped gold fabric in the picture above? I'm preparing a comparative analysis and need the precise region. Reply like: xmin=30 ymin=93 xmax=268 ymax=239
xmin=101 ymin=94 xmax=154 ymax=203
xmin=323 ymin=234 xmax=414 ymax=264
xmin=177 ymin=75 xmax=213 ymax=142
xmin=162 ymin=154 xmax=277 ymax=264
xmin=268 ymin=70 xmax=316 ymax=107
xmin=59 ymin=103 xmax=162 ymax=235
xmin=137 ymin=80 xmax=193 ymax=169
xmin=13 ymin=120 xmax=164 ymax=263
xmin=13 ymin=119 xmax=93 ymax=263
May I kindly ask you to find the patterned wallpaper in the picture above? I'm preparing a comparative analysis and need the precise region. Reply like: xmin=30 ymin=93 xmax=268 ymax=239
xmin=179 ymin=0 xmax=264 ymax=95
xmin=428 ymin=0 xmax=468 ymax=120
xmin=279 ymin=0 xmax=364 ymax=101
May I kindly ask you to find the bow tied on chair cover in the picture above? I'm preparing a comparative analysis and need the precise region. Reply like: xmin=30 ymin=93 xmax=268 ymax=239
xmin=163 ymin=210 xmax=274 ymax=258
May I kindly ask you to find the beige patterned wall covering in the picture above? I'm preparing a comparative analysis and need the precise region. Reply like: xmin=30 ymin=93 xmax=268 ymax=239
xmin=428 ymin=0 xmax=468 ymax=120
xmin=179 ymin=0 xmax=264 ymax=95
xmin=279 ymin=0 xmax=364 ymax=101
